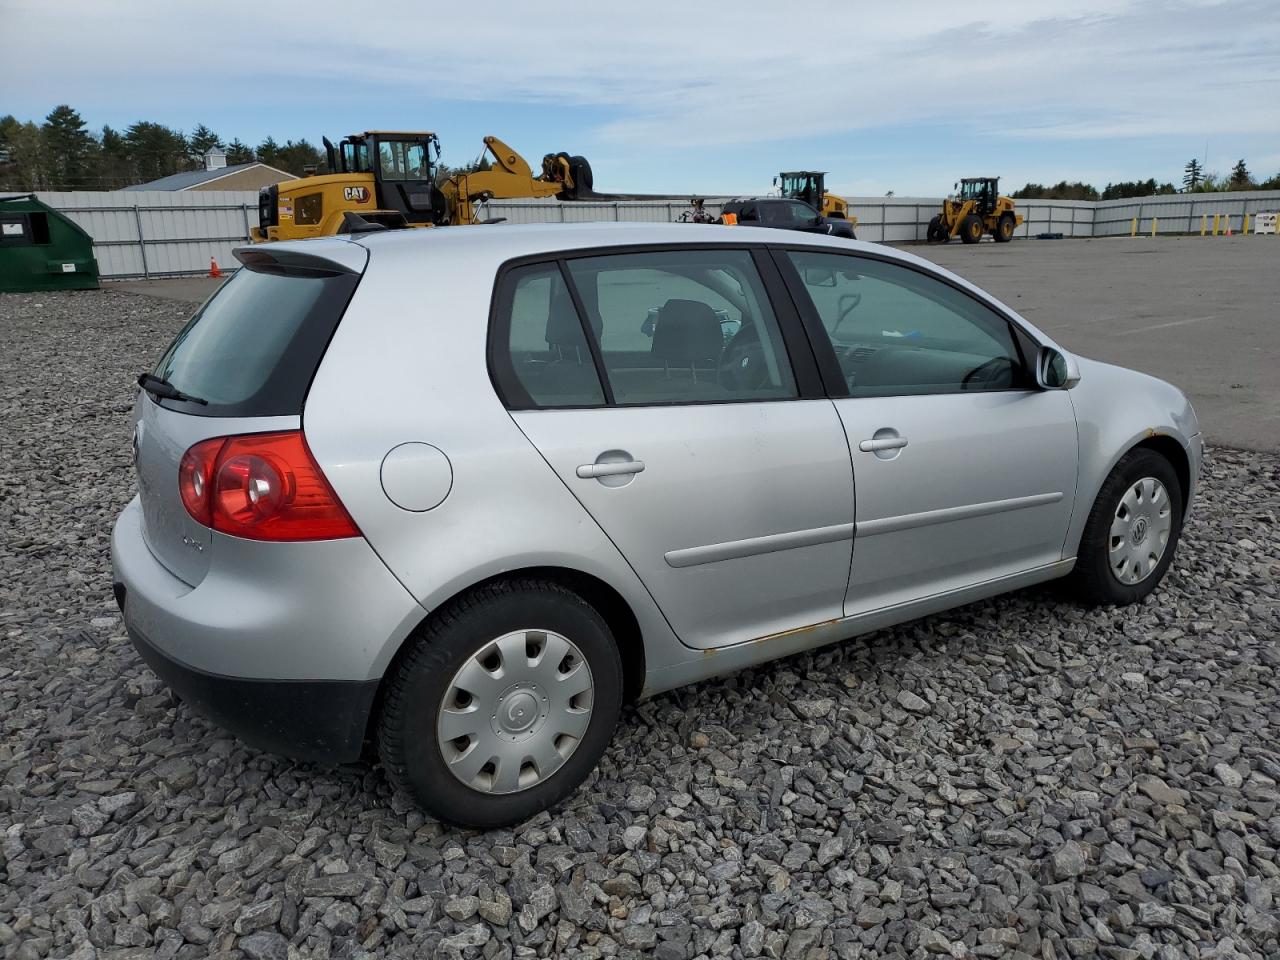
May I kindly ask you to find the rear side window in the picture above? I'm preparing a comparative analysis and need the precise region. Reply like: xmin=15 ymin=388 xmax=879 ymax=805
xmin=492 ymin=263 xmax=606 ymax=408
xmin=152 ymin=265 xmax=359 ymax=417
xmin=491 ymin=249 xmax=798 ymax=409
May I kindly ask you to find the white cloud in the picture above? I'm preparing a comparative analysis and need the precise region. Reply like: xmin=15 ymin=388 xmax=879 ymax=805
xmin=5 ymin=0 xmax=1277 ymax=156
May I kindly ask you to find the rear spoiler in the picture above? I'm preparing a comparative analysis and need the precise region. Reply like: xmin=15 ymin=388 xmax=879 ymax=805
xmin=233 ymin=243 xmax=367 ymax=278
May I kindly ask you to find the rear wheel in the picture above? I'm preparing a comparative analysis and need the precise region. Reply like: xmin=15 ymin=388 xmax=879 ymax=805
xmin=378 ymin=579 xmax=623 ymax=828
xmin=1068 ymin=449 xmax=1184 ymax=605
xmin=960 ymin=214 xmax=984 ymax=244
xmin=994 ymin=213 xmax=1015 ymax=242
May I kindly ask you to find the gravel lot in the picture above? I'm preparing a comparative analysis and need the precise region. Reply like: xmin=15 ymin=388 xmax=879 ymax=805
xmin=2 ymin=288 xmax=1278 ymax=960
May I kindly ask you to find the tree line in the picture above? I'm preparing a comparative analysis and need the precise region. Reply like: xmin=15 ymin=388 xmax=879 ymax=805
xmin=1013 ymin=159 xmax=1280 ymax=201
xmin=0 ymin=105 xmax=327 ymax=191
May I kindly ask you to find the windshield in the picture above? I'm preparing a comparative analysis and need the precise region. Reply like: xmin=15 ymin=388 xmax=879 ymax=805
xmin=960 ymin=180 xmax=990 ymax=200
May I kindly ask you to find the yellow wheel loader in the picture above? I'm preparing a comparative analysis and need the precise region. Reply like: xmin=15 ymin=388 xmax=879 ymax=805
xmin=776 ymin=171 xmax=854 ymax=223
xmin=250 ymin=131 xmax=594 ymax=242
xmin=926 ymin=177 xmax=1022 ymax=244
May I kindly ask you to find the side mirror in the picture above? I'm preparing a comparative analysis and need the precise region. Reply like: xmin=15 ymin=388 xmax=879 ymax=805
xmin=1037 ymin=346 xmax=1081 ymax=389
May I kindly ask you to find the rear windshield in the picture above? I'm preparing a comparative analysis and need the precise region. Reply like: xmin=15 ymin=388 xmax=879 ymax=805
xmin=151 ymin=265 xmax=359 ymax=417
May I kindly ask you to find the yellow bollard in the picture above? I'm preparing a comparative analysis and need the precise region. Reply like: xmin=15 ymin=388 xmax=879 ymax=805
xmin=1200 ymin=215 xmax=1207 ymax=236
xmin=1130 ymin=217 xmax=1138 ymax=237
xmin=1212 ymin=214 xmax=1221 ymax=236
xmin=1151 ymin=218 xmax=1158 ymax=237
xmin=1243 ymin=212 xmax=1251 ymax=234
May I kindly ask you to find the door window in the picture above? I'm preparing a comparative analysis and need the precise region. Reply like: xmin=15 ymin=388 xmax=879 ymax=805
xmin=564 ymin=250 xmax=797 ymax=405
xmin=785 ymin=250 xmax=1030 ymax=397
xmin=767 ymin=201 xmax=818 ymax=227
xmin=491 ymin=263 xmax=606 ymax=408
xmin=378 ymin=141 xmax=428 ymax=180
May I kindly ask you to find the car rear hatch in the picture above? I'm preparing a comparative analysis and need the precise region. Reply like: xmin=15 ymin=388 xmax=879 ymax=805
xmin=132 ymin=240 xmax=367 ymax=586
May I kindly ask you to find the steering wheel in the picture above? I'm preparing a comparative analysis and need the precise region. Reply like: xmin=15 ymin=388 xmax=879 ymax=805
xmin=961 ymin=356 xmax=1013 ymax=390
xmin=718 ymin=323 xmax=771 ymax=392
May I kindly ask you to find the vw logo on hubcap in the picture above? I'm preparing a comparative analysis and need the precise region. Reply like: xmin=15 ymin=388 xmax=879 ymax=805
xmin=1131 ymin=516 xmax=1149 ymax=545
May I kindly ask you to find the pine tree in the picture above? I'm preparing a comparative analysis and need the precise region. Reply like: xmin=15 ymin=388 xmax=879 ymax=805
xmin=225 ymin=138 xmax=255 ymax=165
xmin=100 ymin=125 xmax=135 ymax=188
xmin=1183 ymin=158 xmax=1204 ymax=192
xmin=1228 ymin=159 xmax=1251 ymax=189
xmin=188 ymin=124 xmax=223 ymax=164
xmin=125 ymin=121 xmax=190 ymax=181
xmin=42 ymin=104 xmax=97 ymax=189
xmin=256 ymin=137 xmax=282 ymax=168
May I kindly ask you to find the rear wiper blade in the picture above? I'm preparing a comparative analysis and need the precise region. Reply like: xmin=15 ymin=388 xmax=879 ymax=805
xmin=136 ymin=373 xmax=208 ymax=405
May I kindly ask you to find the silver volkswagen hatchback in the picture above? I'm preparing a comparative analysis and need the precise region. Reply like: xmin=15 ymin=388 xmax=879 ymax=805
xmin=112 ymin=223 xmax=1201 ymax=827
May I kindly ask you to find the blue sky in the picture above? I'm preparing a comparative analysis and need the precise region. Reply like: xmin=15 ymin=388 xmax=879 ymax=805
xmin=6 ymin=0 xmax=1279 ymax=196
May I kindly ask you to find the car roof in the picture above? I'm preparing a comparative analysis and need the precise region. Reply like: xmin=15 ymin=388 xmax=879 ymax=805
xmin=241 ymin=222 xmax=1057 ymax=351
xmin=252 ymin=221 xmax=918 ymax=285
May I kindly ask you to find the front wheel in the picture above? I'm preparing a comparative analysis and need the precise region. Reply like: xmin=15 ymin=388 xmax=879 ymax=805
xmin=960 ymin=214 xmax=984 ymax=244
xmin=378 ymin=579 xmax=623 ymax=828
xmin=1068 ymin=449 xmax=1184 ymax=605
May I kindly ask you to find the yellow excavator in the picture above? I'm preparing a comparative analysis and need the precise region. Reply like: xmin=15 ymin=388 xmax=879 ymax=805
xmin=926 ymin=177 xmax=1023 ymax=244
xmin=250 ymin=131 xmax=596 ymax=242
xmin=775 ymin=171 xmax=851 ymax=221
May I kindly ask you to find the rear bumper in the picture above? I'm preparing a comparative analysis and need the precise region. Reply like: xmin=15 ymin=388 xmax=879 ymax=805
xmin=120 ymin=596 xmax=377 ymax=763
xmin=111 ymin=495 xmax=425 ymax=763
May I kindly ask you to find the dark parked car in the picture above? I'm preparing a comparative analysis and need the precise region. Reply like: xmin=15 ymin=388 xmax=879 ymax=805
xmin=721 ymin=197 xmax=856 ymax=238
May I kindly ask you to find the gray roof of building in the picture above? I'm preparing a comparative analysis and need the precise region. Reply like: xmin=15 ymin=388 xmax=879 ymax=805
xmin=122 ymin=163 xmax=279 ymax=191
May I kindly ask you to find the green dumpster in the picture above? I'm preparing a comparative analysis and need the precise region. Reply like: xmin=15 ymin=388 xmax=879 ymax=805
xmin=0 ymin=194 xmax=100 ymax=292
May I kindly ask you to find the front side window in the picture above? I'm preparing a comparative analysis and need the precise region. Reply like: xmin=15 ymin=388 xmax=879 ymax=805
xmin=785 ymin=250 xmax=1029 ymax=397
xmin=565 ymin=250 xmax=797 ymax=405
xmin=771 ymin=201 xmax=817 ymax=226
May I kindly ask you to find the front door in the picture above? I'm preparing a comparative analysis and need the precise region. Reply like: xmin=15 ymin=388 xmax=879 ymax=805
xmin=778 ymin=248 xmax=1079 ymax=614
xmin=492 ymin=249 xmax=855 ymax=650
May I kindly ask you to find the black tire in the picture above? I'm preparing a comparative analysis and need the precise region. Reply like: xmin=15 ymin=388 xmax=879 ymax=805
xmin=1068 ymin=449 xmax=1184 ymax=606
xmin=994 ymin=213 xmax=1015 ymax=242
xmin=378 ymin=579 xmax=623 ymax=828
xmin=960 ymin=214 xmax=984 ymax=244
xmin=926 ymin=215 xmax=948 ymax=243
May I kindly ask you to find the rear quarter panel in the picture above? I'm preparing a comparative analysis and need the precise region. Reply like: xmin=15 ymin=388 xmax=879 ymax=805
xmin=301 ymin=241 xmax=686 ymax=680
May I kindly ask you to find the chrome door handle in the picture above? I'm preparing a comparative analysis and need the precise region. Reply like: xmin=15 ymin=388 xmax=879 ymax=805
xmin=576 ymin=460 xmax=646 ymax=479
xmin=859 ymin=436 xmax=908 ymax=452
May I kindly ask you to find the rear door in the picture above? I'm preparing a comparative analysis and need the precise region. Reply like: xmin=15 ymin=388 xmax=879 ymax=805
xmin=494 ymin=248 xmax=855 ymax=650
xmin=132 ymin=244 xmax=365 ymax=585
xmin=777 ymin=247 xmax=1079 ymax=614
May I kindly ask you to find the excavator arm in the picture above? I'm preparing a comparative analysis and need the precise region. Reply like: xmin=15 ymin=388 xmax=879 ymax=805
xmin=440 ymin=136 xmax=588 ymax=225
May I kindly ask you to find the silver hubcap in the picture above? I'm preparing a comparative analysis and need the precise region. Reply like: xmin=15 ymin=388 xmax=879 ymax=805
xmin=1109 ymin=477 xmax=1173 ymax=585
xmin=437 ymin=629 xmax=593 ymax=794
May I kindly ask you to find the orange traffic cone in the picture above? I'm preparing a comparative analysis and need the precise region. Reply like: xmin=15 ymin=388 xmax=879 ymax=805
xmin=1225 ymin=225 xmax=1232 ymax=237
xmin=208 ymin=257 xmax=223 ymax=278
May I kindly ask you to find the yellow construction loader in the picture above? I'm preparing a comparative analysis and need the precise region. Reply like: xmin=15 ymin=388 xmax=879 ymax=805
xmin=250 ymin=131 xmax=595 ymax=242
xmin=775 ymin=171 xmax=851 ymax=221
xmin=926 ymin=177 xmax=1022 ymax=244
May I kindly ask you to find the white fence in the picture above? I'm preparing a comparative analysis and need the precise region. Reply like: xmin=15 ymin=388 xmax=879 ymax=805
xmin=9 ymin=188 xmax=1280 ymax=279
xmin=21 ymin=190 xmax=259 ymax=279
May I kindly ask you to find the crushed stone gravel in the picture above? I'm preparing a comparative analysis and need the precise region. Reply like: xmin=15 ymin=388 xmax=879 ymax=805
xmin=1 ymin=287 xmax=1278 ymax=960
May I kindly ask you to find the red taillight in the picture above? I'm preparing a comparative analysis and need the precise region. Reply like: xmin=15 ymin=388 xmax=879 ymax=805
xmin=178 ymin=431 xmax=359 ymax=541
